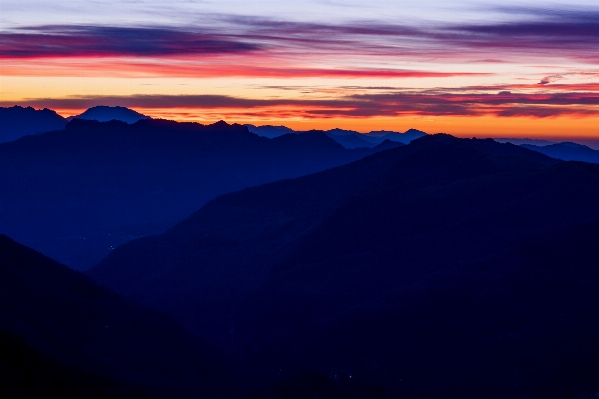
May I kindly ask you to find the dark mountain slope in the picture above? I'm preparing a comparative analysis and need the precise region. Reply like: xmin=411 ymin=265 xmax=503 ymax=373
xmin=0 ymin=235 xmax=238 ymax=398
xmin=0 ymin=331 xmax=151 ymax=399
xmin=0 ymin=118 xmax=381 ymax=270
xmin=522 ymin=141 xmax=599 ymax=163
xmin=0 ymin=106 xmax=67 ymax=143
xmin=70 ymin=106 xmax=150 ymax=123
xmin=90 ymin=135 xmax=599 ymax=397
xmin=246 ymin=222 xmax=599 ymax=399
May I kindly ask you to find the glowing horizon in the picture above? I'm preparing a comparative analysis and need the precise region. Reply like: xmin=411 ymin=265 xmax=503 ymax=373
xmin=1 ymin=1 xmax=598 ymax=140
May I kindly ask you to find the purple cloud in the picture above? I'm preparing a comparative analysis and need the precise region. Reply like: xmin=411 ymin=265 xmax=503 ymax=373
xmin=0 ymin=25 xmax=260 ymax=58
xmin=6 ymin=88 xmax=599 ymax=119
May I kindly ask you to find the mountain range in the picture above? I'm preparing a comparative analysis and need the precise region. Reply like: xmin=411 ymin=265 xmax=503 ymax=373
xmin=246 ymin=124 xmax=427 ymax=148
xmin=0 ymin=105 xmax=150 ymax=144
xmin=89 ymin=134 xmax=599 ymax=398
xmin=0 ymin=117 xmax=401 ymax=270
xmin=2 ymin=103 xmax=599 ymax=398
xmin=3 ymin=104 xmax=599 ymax=162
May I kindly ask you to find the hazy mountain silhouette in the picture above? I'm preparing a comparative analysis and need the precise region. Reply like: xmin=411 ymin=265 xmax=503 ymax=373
xmin=324 ymin=128 xmax=426 ymax=148
xmin=0 ymin=234 xmax=238 ymax=398
xmin=324 ymin=130 xmax=378 ymax=149
xmin=90 ymin=135 xmax=599 ymax=398
xmin=494 ymin=137 xmax=557 ymax=146
xmin=522 ymin=142 xmax=599 ymax=164
xmin=0 ymin=106 xmax=67 ymax=143
xmin=366 ymin=128 xmax=427 ymax=143
xmin=244 ymin=124 xmax=426 ymax=149
xmin=244 ymin=124 xmax=295 ymax=138
xmin=0 ymin=118 xmax=393 ymax=270
xmin=69 ymin=106 xmax=150 ymax=123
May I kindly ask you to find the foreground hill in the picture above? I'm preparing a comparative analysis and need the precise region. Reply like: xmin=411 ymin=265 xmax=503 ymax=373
xmin=0 ymin=118 xmax=395 ymax=270
xmin=0 ymin=106 xmax=67 ymax=143
xmin=90 ymin=134 xmax=599 ymax=397
xmin=0 ymin=235 xmax=238 ymax=398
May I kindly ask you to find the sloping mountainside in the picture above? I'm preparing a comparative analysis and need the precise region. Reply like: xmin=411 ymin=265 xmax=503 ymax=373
xmin=244 ymin=124 xmax=294 ymax=138
xmin=90 ymin=134 xmax=599 ymax=398
xmin=522 ymin=142 xmax=599 ymax=164
xmin=325 ymin=131 xmax=377 ymax=149
xmin=70 ymin=106 xmax=151 ymax=124
xmin=0 ymin=235 xmax=238 ymax=399
xmin=0 ymin=118 xmax=390 ymax=270
xmin=0 ymin=106 xmax=67 ymax=143
xmin=0 ymin=331 xmax=153 ymax=399
xmin=366 ymin=128 xmax=427 ymax=143
xmin=325 ymin=128 xmax=426 ymax=148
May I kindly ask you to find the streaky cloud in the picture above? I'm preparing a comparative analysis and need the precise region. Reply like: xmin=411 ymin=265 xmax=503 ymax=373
xmin=0 ymin=25 xmax=260 ymax=58
xmin=8 ymin=89 xmax=599 ymax=119
xmin=2 ymin=9 xmax=599 ymax=63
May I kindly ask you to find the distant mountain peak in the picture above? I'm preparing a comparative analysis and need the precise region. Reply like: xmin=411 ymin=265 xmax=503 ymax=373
xmin=404 ymin=128 xmax=427 ymax=134
xmin=70 ymin=105 xmax=150 ymax=124
xmin=211 ymin=120 xmax=230 ymax=128
xmin=559 ymin=141 xmax=586 ymax=148
xmin=0 ymin=105 xmax=67 ymax=143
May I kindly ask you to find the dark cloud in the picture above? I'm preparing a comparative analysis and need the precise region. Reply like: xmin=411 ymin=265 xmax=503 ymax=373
xmin=3 ymin=8 xmax=599 ymax=61
xmin=0 ymin=25 xmax=260 ymax=58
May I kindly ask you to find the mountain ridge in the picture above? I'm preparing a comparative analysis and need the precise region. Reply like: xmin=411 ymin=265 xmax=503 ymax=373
xmin=88 ymin=134 xmax=599 ymax=396
xmin=0 ymin=118 xmax=396 ymax=270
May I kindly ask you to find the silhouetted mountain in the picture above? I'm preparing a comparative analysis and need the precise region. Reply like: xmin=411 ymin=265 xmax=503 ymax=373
xmin=0 ymin=119 xmax=391 ymax=270
xmin=0 ymin=235 xmax=238 ymax=398
xmin=244 ymin=125 xmax=427 ymax=148
xmin=245 ymin=124 xmax=295 ymax=138
xmin=366 ymin=128 xmax=427 ymax=143
xmin=0 ymin=106 xmax=67 ymax=143
xmin=522 ymin=142 xmax=599 ymax=164
xmin=69 ymin=106 xmax=150 ymax=123
xmin=370 ymin=139 xmax=405 ymax=151
xmin=324 ymin=128 xmax=426 ymax=148
xmin=325 ymin=131 xmax=378 ymax=149
xmin=494 ymin=137 xmax=557 ymax=146
xmin=90 ymin=134 xmax=599 ymax=397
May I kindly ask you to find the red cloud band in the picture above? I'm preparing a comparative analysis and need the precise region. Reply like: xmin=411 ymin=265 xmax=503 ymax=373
xmin=7 ymin=90 xmax=599 ymax=119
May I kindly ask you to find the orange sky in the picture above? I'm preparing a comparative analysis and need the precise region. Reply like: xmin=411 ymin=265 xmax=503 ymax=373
xmin=1 ymin=4 xmax=599 ymax=140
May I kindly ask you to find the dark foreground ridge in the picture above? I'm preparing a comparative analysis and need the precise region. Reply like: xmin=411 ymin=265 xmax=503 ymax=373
xmin=90 ymin=134 xmax=599 ymax=398
xmin=0 ymin=118 xmax=397 ymax=270
xmin=0 ymin=234 xmax=239 ymax=398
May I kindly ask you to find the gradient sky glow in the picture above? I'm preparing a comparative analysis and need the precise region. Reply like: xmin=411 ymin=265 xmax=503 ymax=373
xmin=1 ymin=0 xmax=599 ymax=138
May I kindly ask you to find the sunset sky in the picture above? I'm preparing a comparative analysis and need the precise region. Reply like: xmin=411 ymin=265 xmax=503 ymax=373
xmin=1 ymin=0 xmax=598 ymax=138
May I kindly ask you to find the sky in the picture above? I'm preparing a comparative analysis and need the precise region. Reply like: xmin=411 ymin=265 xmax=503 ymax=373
xmin=1 ymin=0 xmax=598 ymax=138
